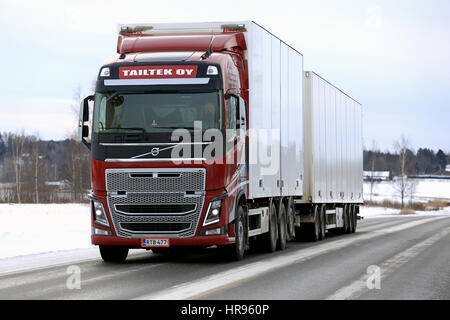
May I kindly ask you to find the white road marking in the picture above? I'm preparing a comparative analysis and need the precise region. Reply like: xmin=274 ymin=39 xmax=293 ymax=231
xmin=136 ymin=216 xmax=450 ymax=300
xmin=326 ymin=226 xmax=450 ymax=300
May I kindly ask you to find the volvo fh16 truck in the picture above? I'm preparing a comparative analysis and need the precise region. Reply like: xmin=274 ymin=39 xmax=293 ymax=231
xmin=79 ymin=21 xmax=363 ymax=262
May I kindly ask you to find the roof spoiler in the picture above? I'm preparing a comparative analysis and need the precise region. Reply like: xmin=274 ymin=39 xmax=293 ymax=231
xmin=117 ymin=23 xmax=247 ymax=36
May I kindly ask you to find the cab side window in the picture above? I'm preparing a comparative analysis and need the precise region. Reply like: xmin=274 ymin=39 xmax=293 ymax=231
xmin=225 ymin=96 xmax=238 ymax=130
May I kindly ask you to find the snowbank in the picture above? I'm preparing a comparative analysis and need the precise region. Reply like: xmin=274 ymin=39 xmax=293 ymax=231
xmin=0 ymin=203 xmax=92 ymax=259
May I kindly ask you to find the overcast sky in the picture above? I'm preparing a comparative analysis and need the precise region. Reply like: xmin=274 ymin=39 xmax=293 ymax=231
xmin=0 ymin=0 xmax=449 ymax=152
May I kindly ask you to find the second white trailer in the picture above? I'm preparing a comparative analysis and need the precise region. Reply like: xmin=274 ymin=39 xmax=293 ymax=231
xmin=303 ymin=71 xmax=363 ymax=205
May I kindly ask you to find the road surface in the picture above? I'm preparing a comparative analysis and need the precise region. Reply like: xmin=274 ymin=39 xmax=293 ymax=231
xmin=1 ymin=214 xmax=450 ymax=300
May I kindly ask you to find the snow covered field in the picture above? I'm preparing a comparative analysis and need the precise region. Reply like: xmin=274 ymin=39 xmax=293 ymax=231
xmin=364 ymin=178 xmax=450 ymax=203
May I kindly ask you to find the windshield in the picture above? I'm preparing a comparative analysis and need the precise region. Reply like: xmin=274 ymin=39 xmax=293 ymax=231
xmin=93 ymin=91 xmax=223 ymax=134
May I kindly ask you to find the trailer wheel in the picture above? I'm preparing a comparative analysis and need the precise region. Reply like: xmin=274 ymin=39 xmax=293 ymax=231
xmin=347 ymin=205 xmax=354 ymax=234
xmin=306 ymin=205 xmax=320 ymax=242
xmin=277 ymin=202 xmax=287 ymax=250
xmin=99 ymin=246 xmax=129 ymax=263
xmin=342 ymin=204 xmax=350 ymax=234
xmin=286 ymin=201 xmax=296 ymax=241
xmin=318 ymin=205 xmax=326 ymax=240
xmin=350 ymin=205 xmax=356 ymax=233
xmin=218 ymin=206 xmax=246 ymax=261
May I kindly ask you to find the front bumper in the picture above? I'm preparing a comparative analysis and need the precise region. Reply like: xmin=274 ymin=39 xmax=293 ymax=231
xmin=92 ymin=234 xmax=234 ymax=247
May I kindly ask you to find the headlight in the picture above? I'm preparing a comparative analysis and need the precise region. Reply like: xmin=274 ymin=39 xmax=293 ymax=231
xmin=203 ymin=199 xmax=222 ymax=226
xmin=92 ymin=200 xmax=110 ymax=227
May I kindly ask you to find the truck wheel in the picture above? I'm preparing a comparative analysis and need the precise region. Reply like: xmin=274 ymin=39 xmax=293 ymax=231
xmin=286 ymin=201 xmax=296 ymax=241
xmin=307 ymin=205 xmax=320 ymax=242
xmin=277 ymin=202 xmax=287 ymax=250
xmin=262 ymin=201 xmax=278 ymax=252
xmin=350 ymin=205 xmax=356 ymax=233
xmin=353 ymin=205 xmax=358 ymax=232
xmin=318 ymin=205 xmax=326 ymax=240
xmin=151 ymin=247 xmax=171 ymax=254
xmin=347 ymin=205 xmax=354 ymax=234
xmin=218 ymin=206 xmax=246 ymax=261
xmin=99 ymin=246 xmax=129 ymax=263
xmin=342 ymin=204 xmax=350 ymax=234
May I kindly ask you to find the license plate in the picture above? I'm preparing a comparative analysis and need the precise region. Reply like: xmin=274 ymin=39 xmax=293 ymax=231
xmin=141 ymin=237 xmax=170 ymax=248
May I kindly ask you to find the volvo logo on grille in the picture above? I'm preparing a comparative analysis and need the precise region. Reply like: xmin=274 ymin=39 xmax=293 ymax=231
xmin=150 ymin=147 xmax=160 ymax=157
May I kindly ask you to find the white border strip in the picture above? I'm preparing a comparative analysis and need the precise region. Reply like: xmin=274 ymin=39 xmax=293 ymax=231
xmin=104 ymin=78 xmax=210 ymax=86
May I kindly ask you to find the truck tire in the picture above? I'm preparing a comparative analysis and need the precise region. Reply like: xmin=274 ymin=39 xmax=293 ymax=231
xmin=350 ymin=205 xmax=356 ymax=233
xmin=218 ymin=206 xmax=246 ymax=261
xmin=306 ymin=205 xmax=320 ymax=242
xmin=347 ymin=205 xmax=354 ymax=234
xmin=353 ymin=205 xmax=358 ymax=232
xmin=99 ymin=246 xmax=129 ymax=263
xmin=151 ymin=247 xmax=171 ymax=254
xmin=261 ymin=201 xmax=278 ymax=252
xmin=286 ymin=201 xmax=296 ymax=241
xmin=343 ymin=204 xmax=350 ymax=234
xmin=318 ymin=204 xmax=326 ymax=240
xmin=277 ymin=202 xmax=287 ymax=250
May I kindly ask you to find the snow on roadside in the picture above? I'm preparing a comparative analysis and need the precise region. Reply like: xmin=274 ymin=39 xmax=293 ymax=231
xmin=360 ymin=206 xmax=450 ymax=219
xmin=0 ymin=203 xmax=93 ymax=259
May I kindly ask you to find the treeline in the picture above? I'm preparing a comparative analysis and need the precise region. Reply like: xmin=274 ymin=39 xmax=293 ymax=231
xmin=0 ymin=132 xmax=90 ymax=203
xmin=364 ymin=147 xmax=449 ymax=177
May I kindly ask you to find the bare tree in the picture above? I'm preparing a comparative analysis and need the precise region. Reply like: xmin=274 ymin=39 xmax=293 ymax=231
xmin=368 ymin=140 xmax=380 ymax=201
xmin=393 ymin=135 xmax=412 ymax=208
xmin=30 ymin=134 xmax=46 ymax=204
xmin=10 ymin=131 xmax=26 ymax=203
xmin=64 ymin=85 xmax=92 ymax=201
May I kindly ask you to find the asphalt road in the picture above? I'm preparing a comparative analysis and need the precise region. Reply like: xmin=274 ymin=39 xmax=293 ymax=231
xmin=1 ymin=215 xmax=450 ymax=300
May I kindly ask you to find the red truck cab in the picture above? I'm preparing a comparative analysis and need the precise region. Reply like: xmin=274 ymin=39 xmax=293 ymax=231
xmin=80 ymin=25 xmax=251 ymax=261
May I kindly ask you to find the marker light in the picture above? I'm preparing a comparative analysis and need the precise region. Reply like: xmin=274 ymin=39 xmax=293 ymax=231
xmin=100 ymin=67 xmax=110 ymax=77
xmin=206 ymin=66 xmax=218 ymax=76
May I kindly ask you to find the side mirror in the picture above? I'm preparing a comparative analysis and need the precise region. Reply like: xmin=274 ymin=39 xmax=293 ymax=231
xmin=78 ymin=95 xmax=94 ymax=149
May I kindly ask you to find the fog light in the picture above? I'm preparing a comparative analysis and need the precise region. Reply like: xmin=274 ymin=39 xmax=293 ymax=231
xmin=92 ymin=227 xmax=112 ymax=236
xmin=199 ymin=226 xmax=226 ymax=236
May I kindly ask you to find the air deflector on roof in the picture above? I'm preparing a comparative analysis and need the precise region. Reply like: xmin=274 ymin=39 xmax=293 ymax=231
xmin=134 ymin=52 xmax=194 ymax=62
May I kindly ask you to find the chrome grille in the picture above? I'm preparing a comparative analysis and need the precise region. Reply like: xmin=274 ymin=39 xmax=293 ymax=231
xmin=106 ymin=169 xmax=205 ymax=192
xmin=105 ymin=168 xmax=205 ymax=238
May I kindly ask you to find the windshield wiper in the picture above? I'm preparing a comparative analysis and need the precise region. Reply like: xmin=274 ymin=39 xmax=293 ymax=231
xmin=106 ymin=127 xmax=147 ymax=133
xmin=157 ymin=126 xmax=203 ymax=131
